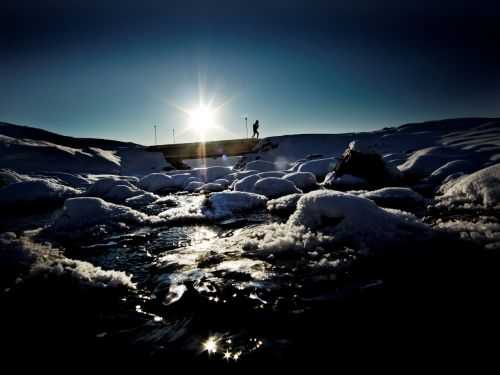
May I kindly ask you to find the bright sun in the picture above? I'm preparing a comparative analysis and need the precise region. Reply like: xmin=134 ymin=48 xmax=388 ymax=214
xmin=188 ymin=104 xmax=216 ymax=132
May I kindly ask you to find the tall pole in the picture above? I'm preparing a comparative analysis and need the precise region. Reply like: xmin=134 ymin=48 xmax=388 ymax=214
xmin=154 ymin=124 xmax=157 ymax=145
xmin=172 ymin=128 xmax=175 ymax=144
xmin=245 ymin=117 xmax=248 ymax=138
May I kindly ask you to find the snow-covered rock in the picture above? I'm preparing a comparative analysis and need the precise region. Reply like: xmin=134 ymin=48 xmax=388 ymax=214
xmin=52 ymin=197 xmax=153 ymax=230
xmin=0 ymin=179 xmax=79 ymax=208
xmin=297 ymin=157 xmax=338 ymax=180
xmin=204 ymin=191 xmax=268 ymax=219
xmin=233 ymin=174 xmax=261 ymax=193
xmin=103 ymin=184 xmax=143 ymax=202
xmin=38 ymin=172 xmax=91 ymax=189
xmin=288 ymin=190 xmax=430 ymax=251
xmin=267 ymin=193 xmax=302 ymax=214
xmin=256 ymin=171 xmax=286 ymax=179
xmin=323 ymin=172 xmax=369 ymax=190
xmin=213 ymin=178 xmax=230 ymax=188
xmin=253 ymin=177 xmax=302 ymax=198
xmin=437 ymin=163 xmax=500 ymax=208
xmin=360 ymin=187 xmax=424 ymax=209
xmin=170 ymin=173 xmax=193 ymax=189
xmin=0 ymin=169 xmax=32 ymax=186
xmin=192 ymin=166 xmax=232 ymax=182
xmin=283 ymin=171 xmax=318 ymax=192
xmin=185 ymin=181 xmax=205 ymax=192
xmin=124 ymin=192 xmax=159 ymax=207
xmin=197 ymin=183 xmax=225 ymax=193
xmin=244 ymin=160 xmax=277 ymax=172
xmin=139 ymin=173 xmax=175 ymax=192
xmin=87 ymin=177 xmax=137 ymax=196
xmin=426 ymin=160 xmax=476 ymax=184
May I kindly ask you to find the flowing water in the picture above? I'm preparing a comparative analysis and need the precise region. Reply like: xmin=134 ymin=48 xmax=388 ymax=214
xmin=2 ymin=194 xmax=499 ymax=369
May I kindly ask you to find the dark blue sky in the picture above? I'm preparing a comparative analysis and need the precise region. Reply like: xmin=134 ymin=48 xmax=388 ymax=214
xmin=1 ymin=0 xmax=499 ymax=144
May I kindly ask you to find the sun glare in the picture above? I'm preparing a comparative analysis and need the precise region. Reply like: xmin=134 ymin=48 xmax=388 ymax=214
xmin=188 ymin=104 xmax=216 ymax=137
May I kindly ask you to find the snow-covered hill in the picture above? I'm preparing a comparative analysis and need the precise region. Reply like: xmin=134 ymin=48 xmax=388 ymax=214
xmin=0 ymin=122 xmax=167 ymax=175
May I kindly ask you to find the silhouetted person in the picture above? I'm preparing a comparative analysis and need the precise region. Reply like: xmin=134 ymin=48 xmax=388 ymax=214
xmin=252 ymin=120 xmax=260 ymax=139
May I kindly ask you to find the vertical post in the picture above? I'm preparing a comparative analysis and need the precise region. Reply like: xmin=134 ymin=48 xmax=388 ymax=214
xmin=245 ymin=117 xmax=248 ymax=138
xmin=154 ymin=124 xmax=157 ymax=145
xmin=172 ymin=128 xmax=175 ymax=144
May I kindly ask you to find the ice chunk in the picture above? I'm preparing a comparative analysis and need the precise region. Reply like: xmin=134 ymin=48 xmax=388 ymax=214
xmin=361 ymin=187 xmax=424 ymax=209
xmin=323 ymin=172 xmax=369 ymax=191
xmin=197 ymin=182 xmax=225 ymax=193
xmin=267 ymin=193 xmax=302 ymax=214
xmin=244 ymin=160 xmax=277 ymax=172
xmin=139 ymin=173 xmax=174 ymax=192
xmin=87 ymin=177 xmax=137 ymax=196
xmin=233 ymin=174 xmax=261 ymax=193
xmin=0 ymin=179 xmax=79 ymax=208
xmin=192 ymin=166 xmax=232 ymax=182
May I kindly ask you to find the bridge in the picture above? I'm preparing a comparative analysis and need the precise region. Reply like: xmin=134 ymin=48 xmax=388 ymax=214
xmin=146 ymin=138 xmax=263 ymax=169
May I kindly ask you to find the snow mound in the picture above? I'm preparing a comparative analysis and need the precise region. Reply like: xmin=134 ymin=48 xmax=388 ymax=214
xmin=267 ymin=193 xmax=302 ymax=214
xmin=426 ymin=160 xmax=476 ymax=184
xmin=437 ymin=163 xmax=500 ymax=208
xmin=254 ymin=177 xmax=302 ymax=198
xmin=103 ymin=184 xmax=143 ymax=202
xmin=170 ymin=173 xmax=193 ymax=189
xmin=52 ymin=197 xmax=154 ymax=230
xmin=197 ymin=182 xmax=225 ymax=193
xmin=37 ymin=172 xmax=91 ymax=189
xmin=361 ymin=187 xmax=424 ymax=209
xmin=0 ymin=234 xmax=135 ymax=290
xmin=244 ymin=160 xmax=277 ymax=172
xmin=139 ymin=173 xmax=174 ymax=192
xmin=87 ymin=177 xmax=136 ymax=197
xmin=213 ymin=178 xmax=230 ymax=188
xmin=233 ymin=174 xmax=261 ymax=193
xmin=192 ymin=166 xmax=232 ymax=182
xmin=288 ymin=190 xmax=430 ymax=251
xmin=297 ymin=157 xmax=338 ymax=180
xmin=256 ymin=171 xmax=286 ymax=179
xmin=398 ymin=147 xmax=465 ymax=180
xmin=185 ymin=181 xmax=205 ymax=192
xmin=283 ymin=171 xmax=318 ymax=192
xmin=204 ymin=191 xmax=268 ymax=219
xmin=0 ymin=169 xmax=32 ymax=186
xmin=124 ymin=192 xmax=159 ymax=207
xmin=0 ymin=179 xmax=79 ymax=208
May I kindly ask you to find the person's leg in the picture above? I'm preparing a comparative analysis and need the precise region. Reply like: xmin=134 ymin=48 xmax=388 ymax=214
xmin=256 ymin=130 xmax=259 ymax=139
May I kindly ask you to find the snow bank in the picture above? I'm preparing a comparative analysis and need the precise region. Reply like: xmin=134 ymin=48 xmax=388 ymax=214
xmin=52 ymin=197 xmax=154 ymax=230
xmin=0 ymin=233 xmax=135 ymax=290
xmin=297 ymin=157 xmax=338 ymax=180
xmin=426 ymin=160 xmax=475 ymax=184
xmin=103 ymin=184 xmax=143 ymax=202
xmin=360 ymin=187 xmax=424 ymax=209
xmin=288 ymin=190 xmax=430 ymax=251
xmin=244 ymin=160 xmax=277 ymax=172
xmin=139 ymin=173 xmax=174 ymax=192
xmin=204 ymin=191 xmax=268 ymax=219
xmin=398 ymin=147 xmax=465 ymax=180
xmin=267 ymin=193 xmax=302 ymax=214
xmin=0 ymin=179 xmax=79 ymax=208
xmin=0 ymin=169 xmax=32 ymax=186
xmin=437 ymin=163 xmax=500 ymax=208
xmin=253 ymin=177 xmax=302 ymax=198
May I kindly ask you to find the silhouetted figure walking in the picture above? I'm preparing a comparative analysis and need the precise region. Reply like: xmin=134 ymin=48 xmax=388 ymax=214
xmin=252 ymin=120 xmax=260 ymax=139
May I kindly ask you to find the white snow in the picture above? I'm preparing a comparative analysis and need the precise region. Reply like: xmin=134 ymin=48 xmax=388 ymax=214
xmin=0 ymin=179 xmax=80 ymax=207
xmin=0 ymin=234 xmax=135 ymax=289
xmin=192 ymin=166 xmax=232 ymax=182
xmin=426 ymin=160 xmax=475 ymax=183
xmin=288 ymin=190 xmax=430 ymax=251
xmin=253 ymin=177 xmax=302 ymax=198
xmin=233 ymin=174 xmax=261 ymax=193
xmin=283 ymin=171 xmax=318 ymax=192
xmin=52 ymin=197 xmax=154 ymax=230
xmin=360 ymin=187 xmax=424 ymax=208
xmin=203 ymin=191 xmax=268 ymax=219
xmin=437 ymin=163 xmax=500 ymax=208
xmin=139 ymin=173 xmax=174 ymax=192
xmin=87 ymin=177 xmax=137 ymax=197
xmin=297 ymin=157 xmax=338 ymax=180
xmin=267 ymin=193 xmax=302 ymax=214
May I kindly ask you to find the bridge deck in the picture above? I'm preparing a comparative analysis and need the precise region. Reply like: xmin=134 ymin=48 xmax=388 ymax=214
xmin=146 ymin=138 xmax=260 ymax=169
